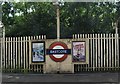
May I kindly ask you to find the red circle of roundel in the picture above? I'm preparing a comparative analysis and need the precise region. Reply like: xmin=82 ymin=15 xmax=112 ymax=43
xmin=49 ymin=42 xmax=68 ymax=62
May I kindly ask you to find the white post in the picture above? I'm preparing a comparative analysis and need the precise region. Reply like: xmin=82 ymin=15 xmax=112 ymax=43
xmin=57 ymin=6 xmax=60 ymax=41
xmin=115 ymin=20 xmax=119 ymax=68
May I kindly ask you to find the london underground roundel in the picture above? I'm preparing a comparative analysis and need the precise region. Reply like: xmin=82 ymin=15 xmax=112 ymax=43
xmin=47 ymin=42 xmax=70 ymax=62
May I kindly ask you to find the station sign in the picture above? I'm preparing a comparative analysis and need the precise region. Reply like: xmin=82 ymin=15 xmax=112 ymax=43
xmin=47 ymin=42 xmax=71 ymax=62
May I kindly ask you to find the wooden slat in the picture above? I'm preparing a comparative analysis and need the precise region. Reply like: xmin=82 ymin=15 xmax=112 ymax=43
xmin=8 ymin=37 xmax=10 ymax=71
xmin=78 ymin=34 xmax=80 ymax=38
xmin=15 ymin=37 xmax=18 ymax=69
xmin=93 ymin=34 xmax=95 ymax=70
xmin=10 ymin=37 xmax=13 ymax=71
xmin=28 ymin=36 xmax=31 ymax=70
xmin=100 ymin=34 xmax=103 ymax=68
xmin=106 ymin=34 xmax=108 ymax=69
xmin=109 ymin=34 xmax=112 ymax=67
xmin=21 ymin=37 xmax=23 ymax=70
xmin=116 ymin=34 xmax=119 ymax=67
xmin=0 ymin=38 xmax=2 ymax=69
xmin=44 ymin=35 xmax=46 ymax=39
xmin=111 ymin=34 xmax=114 ymax=67
xmin=87 ymin=34 xmax=90 ymax=70
xmin=26 ymin=37 xmax=28 ymax=69
xmin=114 ymin=34 xmax=117 ymax=67
xmin=75 ymin=34 xmax=77 ymax=39
xmin=39 ymin=35 xmax=41 ymax=39
xmin=117 ymin=34 xmax=119 ymax=67
xmin=23 ymin=37 xmax=26 ymax=70
xmin=90 ymin=34 xmax=93 ymax=69
xmin=72 ymin=34 xmax=74 ymax=39
xmin=18 ymin=37 xmax=21 ymax=69
xmin=98 ymin=34 xmax=100 ymax=68
xmin=80 ymin=34 xmax=82 ymax=38
xmin=5 ymin=38 xmax=8 ymax=69
xmin=103 ymin=34 xmax=105 ymax=68
xmin=13 ymin=37 xmax=15 ymax=69
xmin=95 ymin=34 xmax=97 ymax=68
xmin=117 ymin=32 xmax=120 ymax=67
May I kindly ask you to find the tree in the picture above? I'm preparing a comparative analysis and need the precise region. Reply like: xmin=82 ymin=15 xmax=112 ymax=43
xmin=2 ymin=2 xmax=119 ymax=38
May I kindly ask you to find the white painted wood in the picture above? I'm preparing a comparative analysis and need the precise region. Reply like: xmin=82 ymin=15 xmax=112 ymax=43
xmin=117 ymin=34 xmax=119 ymax=67
xmin=115 ymin=33 xmax=117 ymax=67
xmin=103 ymin=34 xmax=106 ymax=68
xmin=13 ymin=37 xmax=15 ymax=69
xmin=72 ymin=34 xmax=74 ymax=39
xmin=5 ymin=38 xmax=8 ymax=69
xmin=26 ymin=36 xmax=28 ymax=69
xmin=23 ymin=37 xmax=26 ymax=70
xmin=98 ymin=34 xmax=100 ymax=68
xmin=93 ymin=34 xmax=95 ymax=69
xmin=44 ymin=35 xmax=46 ymax=39
xmin=75 ymin=34 xmax=77 ymax=39
xmin=95 ymin=34 xmax=97 ymax=68
xmin=10 ymin=37 xmax=13 ymax=70
xmin=100 ymin=34 xmax=103 ymax=67
xmin=78 ymin=34 xmax=80 ymax=38
xmin=112 ymin=34 xmax=114 ymax=67
xmin=28 ymin=36 xmax=31 ymax=70
xmin=18 ymin=37 xmax=21 ymax=68
xmin=15 ymin=37 xmax=18 ymax=69
xmin=106 ymin=34 xmax=109 ymax=69
xmin=39 ymin=35 xmax=41 ymax=39
xmin=83 ymin=34 xmax=85 ymax=39
xmin=90 ymin=34 xmax=93 ymax=69
xmin=87 ymin=34 xmax=90 ymax=69
xmin=109 ymin=34 xmax=111 ymax=67
xmin=33 ymin=36 xmax=36 ymax=40
xmin=36 ymin=36 xmax=38 ymax=40
xmin=80 ymin=34 xmax=82 ymax=38
xmin=20 ymin=37 xmax=23 ymax=69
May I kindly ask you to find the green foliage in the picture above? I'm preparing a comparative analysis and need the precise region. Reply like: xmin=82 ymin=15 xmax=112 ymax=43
xmin=2 ymin=2 xmax=119 ymax=38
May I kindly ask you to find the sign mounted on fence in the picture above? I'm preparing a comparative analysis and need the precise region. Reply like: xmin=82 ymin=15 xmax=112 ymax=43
xmin=72 ymin=41 xmax=86 ymax=62
xmin=47 ymin=42 xmax=71 ymax=62
xmin=32 ymin=41 xmax=45 ymax=62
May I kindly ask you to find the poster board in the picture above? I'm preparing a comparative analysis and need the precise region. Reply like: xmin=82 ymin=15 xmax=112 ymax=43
xmin=31 ymin=41 xmax=45 ymax=63
xmin=72 ymin=41 xmax=86 ymax=62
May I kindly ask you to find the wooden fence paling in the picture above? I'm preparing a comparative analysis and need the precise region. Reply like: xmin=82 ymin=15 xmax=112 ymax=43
xmin=95 ymin=34 xmax=97 ymax=69
xmin=100 ymin=34 xmax=103 ymax=68
xmin=117 ymin=34 xmax=119 ymax=69
xmin=5 ymin=38 xmax=8 ymax=69
xmin=13 ymin=37 xmax=15 ymax=70
xmin=103 ymin=34 xmax=105 ymax=70
xmin=109 ymin=34 xmax=111 ymax=68
xmin=98 ymin=34 xmax=100 ymax=69
xmin=23 ymin=37 xmax=26 ymax=71
xmin=106 ymin=34 xmax=108 ymax=70
xmin=25 ymin=36 xmax=28 ymax=70
xmin=112 ymin=34 xmax=114 ymax=68
xmin=93 ymin=34 xmax=95 ymax=70
xmin=90 ymin=34 xmax=93 ymax=70
xmin=114 ymin=34 xmax=117 ymax=67
xmin=15 ymin=37 xmax=18 ymax=70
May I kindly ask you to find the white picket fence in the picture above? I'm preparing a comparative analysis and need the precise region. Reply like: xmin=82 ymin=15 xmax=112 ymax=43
xmin=0 ymin=34 xmax=119 ymax=73
xmin=73 ymin=34 xmax=119 ymax=72
xmin=0 ymin=35 xmax=46 ymax=73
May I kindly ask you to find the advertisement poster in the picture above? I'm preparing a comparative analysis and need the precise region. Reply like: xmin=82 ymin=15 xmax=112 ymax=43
xmin=32 ymin=42 xmax=45 ymax=62
xmin=72 ymin=41 xmax=86 ymax=62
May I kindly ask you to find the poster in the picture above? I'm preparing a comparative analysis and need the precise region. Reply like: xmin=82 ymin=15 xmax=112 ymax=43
xmin=72 ymin=41 xmax=86 ymax=62
xmin=32 ymin=41 xmax=45 ymax=62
